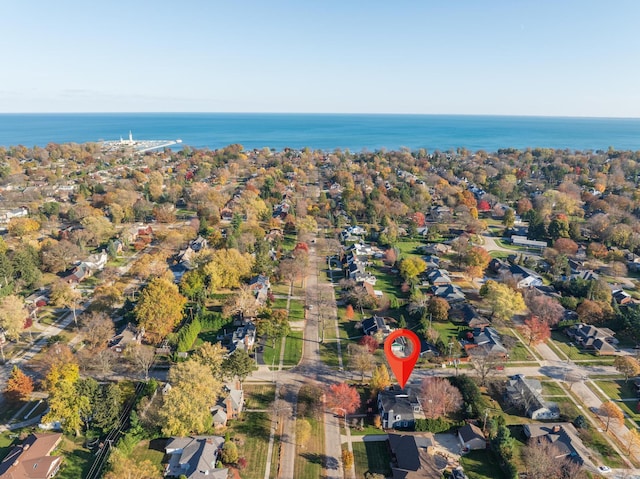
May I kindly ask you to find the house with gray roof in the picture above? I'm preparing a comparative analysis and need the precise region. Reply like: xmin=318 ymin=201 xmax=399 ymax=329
xmin=506 ymin=375 xmax=559 ymax=420
xmin=377 ymin=386 xmax=423 ymax=430
xmin=164 ymin=436 xmax=228 ymax=479
xmin=523 ymin=423 xmax=593 ymax=468
xmin=387 ymin=432 xmax=446 ymax=479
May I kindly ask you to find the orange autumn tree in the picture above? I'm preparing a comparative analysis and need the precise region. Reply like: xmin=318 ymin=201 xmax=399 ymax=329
xmin=345 ymin=304 xmax=355 ymax=320
xmin=4 ymin=366 xmax=33 ymax=402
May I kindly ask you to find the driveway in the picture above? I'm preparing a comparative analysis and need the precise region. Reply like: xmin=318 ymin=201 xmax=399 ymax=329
xmin=433 ymin=433 xmax=462 ymax=460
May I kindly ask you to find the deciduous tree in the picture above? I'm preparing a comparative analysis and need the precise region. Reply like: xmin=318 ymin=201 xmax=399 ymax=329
xmin=599 ymin=401 xmax=624 ymax=432
xmin=420 ymin=377 xmax=463 ymax=419
xmin=520 ymin=316 xmax=551 ymax=345
xmin=4 ymin=366 xmax=33 ymax=402
xmin=427 ymin=297 xmax=450 ymax=322
xmin=470 ymin=351 xmax=502 ymax=386
xmin=134 ymin=276 xmax=187 ymax=342
xmin=522 ymin=439 xmax=587 ymax=479
xmin=614 ymin=356 xmax=640 ymax=382
xmin=80 ymin=311 xmax=114 ymax=351
xmin=50 ymin=280 xmax=81 ymax=326
xmin=104 ymin=449 xmax=162 ymax=479
xmin=370 ymin=365 xmax=391 ymax=397
xmin=204 ymin=248 xmax=254 ymax=290
xmin=399 ymin=257 xmax=427 ymax=283
xmin=124 ymin=344 xmax=156 ymax=380
xmin=192 ymin=341 xmax=227 ymax=379
xmin=479 ymin=280 xmax=526 ymax=323
xmin=524 ymin=293 xmax=564 ymax=327
xmin=358 ymin=335 xmax=378 ymax=354
xmin=326 ymin=382 xmax=361 ymax=416
xmin=159 ymin=360 xmax=222 ymax=436
xmin=0 ymin=294 xmax=27 ymax=351
xmin=223 ymin=284 xmax=260 ymax=321
xmin=348 ymin=344 xmax=374 ymax=382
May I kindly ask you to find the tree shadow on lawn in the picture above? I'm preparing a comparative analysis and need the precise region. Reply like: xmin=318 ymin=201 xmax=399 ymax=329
xmin=299 ymin=452 xmax=340 ymax=470
xmin=234 ymin=413 xmax=270 ymax=439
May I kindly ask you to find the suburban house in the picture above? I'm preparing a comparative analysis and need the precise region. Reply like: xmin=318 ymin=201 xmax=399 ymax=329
xmin=0 ymin=207 xmax=29 ymax=224
xmin=211 ymin=380 xmax=244 ymax=428
xmin=431 ymin=284 xmax=465 ymax=303
xmin=419 ymin=243 xmax=450 ymax=256
xmin=511 ymin=235 xmax=547 ymax=251
xmin=109 ymin=323 xmax=143 ymax=353
xmin=228 ymin=323 xmax=256 ymax=353
xmin=64 ymin=250 xmax=108 ymax=284
xmin=362 ymin=315 xmax=394 ymax=338
xmin=508 ymin=264 xmax=543 ymax=289
xmin=466 ymin=327 xmax=508 ymax=358
xmin=571 ymin=270 xmax=599 ymax=282
xmin=523 ymin=423 xmax=593 ymax=467
xmin=248 ymin=274 xmax=271 ymax=304
xmin=378 ymin=386 xmax=423 ymax=430
xmin=450 ymin=304 xmax=490 ymax=330
xmin=0 ymin=433 xmax=63 ymax=479
xmin=387 ymin=433 xmax=447 ymax=479
xmin=613 ymin=289 xmax=633 ymax=305
xmin=426 ymin=269 xmax=452 ymax=287
xmin=164 ymin=436 xmax=228 ymax=479
xmin=565 ymin=323 xmax=617 ymax=355
xmin=506 ymin=375 xmax=560 ymax=420
xmin=457 ymin=423 xmax=486 ymax=451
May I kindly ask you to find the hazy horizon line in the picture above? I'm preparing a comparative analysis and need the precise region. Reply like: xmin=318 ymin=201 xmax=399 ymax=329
xmin=0 ymin=111 xmax=639 ymax=121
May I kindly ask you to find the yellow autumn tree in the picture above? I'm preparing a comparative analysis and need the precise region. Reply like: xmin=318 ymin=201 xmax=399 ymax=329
xmin=204 ymin=248 xmax=254 ymax=290
xmin=134 ymin=276 xmax=186 ymax=342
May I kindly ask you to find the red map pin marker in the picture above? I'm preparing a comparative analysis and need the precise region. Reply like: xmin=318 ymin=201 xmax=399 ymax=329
xmin=384 ymin=329 xmax=421 ymax=389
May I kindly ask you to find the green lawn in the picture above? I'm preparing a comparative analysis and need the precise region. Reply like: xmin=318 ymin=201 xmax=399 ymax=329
xmin=56 ymin=436 xmax=93 ymax=479
xmin=320 ymin=341 xmax=340 ymax=368
xmin=541 ymin=381 xmax=566 ymax=396
xmin=272 ymin=297 xmax=289 ymax=309
xmin=396 ymin=239 xmax=426 ymax=257
xmin=595 ymin=380 xmax=638 ymax=401
xmin=577 ymin=427 xmax=628 ymax=468
xmin=288 ymin=300 xmax=305 ymax=320
xmin=261 ymin=337 xmax=283 ymax=368
xmin=352 ymin=440 xmax=392 ymax=478
xmin=294 ymin=417 xmax=325 ymax=479
xmin=0 ymin=432 xmax=18 ymax=462
xmin=460 ymin=450 xmax=506 ymax=479
xmin=283 ymin=331 xmax=303 ymax=365
xmin=131 ymin=439 xmax=165 ymax=475
xmin=244 ymin=384 xmax=276 ymax=410
xmin=229 ymin=412 xmax=273 ymax=479
xmin=549 ymin=331 xmax=614 ymax=362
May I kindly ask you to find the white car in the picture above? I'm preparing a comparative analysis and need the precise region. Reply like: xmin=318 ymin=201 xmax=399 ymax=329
xmin=597 ymin=465 xmax=611 ymax=474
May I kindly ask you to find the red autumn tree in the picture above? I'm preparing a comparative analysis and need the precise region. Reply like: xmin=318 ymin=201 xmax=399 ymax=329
xmin=412 ymin=212 xmax=426 ymax=227
xmin=358 ymin=335 xmax=378 ymax=353
xmin=477 ymin=200 xmax=491 ymax=212
xmin=554 ymin=238 xmax=579 ymax=256
xmin=4 ymin=366 xmax=34 ymax=402
xmin=326 ymin=382 xmax=361 ymax=416
xmin=520 ymin=315 xmax=551 ymax=345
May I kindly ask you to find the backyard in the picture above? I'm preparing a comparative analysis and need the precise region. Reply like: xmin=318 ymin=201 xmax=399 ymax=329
xmin=352 ymin=440 xmax=392 ymax=478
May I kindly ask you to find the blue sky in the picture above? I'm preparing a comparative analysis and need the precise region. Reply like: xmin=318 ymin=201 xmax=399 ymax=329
xmin=2 ymin=0 xmax=639 ymax=117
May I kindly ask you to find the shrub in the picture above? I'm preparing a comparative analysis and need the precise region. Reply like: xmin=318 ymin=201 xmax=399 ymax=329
xmin=414 ymin=417 xmax=458 ymax=433
xmin=342 ymin=449 xmax=354 ymax=468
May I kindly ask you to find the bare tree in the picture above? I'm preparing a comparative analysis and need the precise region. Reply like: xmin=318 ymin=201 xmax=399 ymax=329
xmin=469 ymin=351 xmax=502 ymax=386
xmin=80 ymin=311 xmax=115 ymax=351
xmin=124 ymin=344 xmax=156 ymax=380
xmin=522 ymin=440 xmax=587 ymax=479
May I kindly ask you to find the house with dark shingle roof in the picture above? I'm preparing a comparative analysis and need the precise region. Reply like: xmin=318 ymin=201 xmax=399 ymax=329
xmin=523 ymin=423 xmax=593 ymax=468
xmin=164 ymin=436 xmax=228 ymax=479
xmin=378 ymin=386 xmax=423 ymax=430
xmin=387 ymin=432 xmax=446 ymax=479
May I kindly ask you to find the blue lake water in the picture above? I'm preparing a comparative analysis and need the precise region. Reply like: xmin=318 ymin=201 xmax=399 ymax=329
xmin=0 ymin=113 xmax=639 ymax=152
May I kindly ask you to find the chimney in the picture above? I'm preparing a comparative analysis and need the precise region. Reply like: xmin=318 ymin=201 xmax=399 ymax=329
xmin=552 ymin=425 xmax=561 ymax=433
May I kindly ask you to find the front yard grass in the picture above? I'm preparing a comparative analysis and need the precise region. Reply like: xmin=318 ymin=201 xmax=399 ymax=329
xmin=283 ymin=331 xmax=303 ymax=365
xmin=261 ymin=337 xmax=283 ymax=368
xmin=595 ymin=379 xmax=638 ymax=401
xmin=352 ymin=440 xmax=392 ymax=478
xmin=243 ymin=384 xmax=276 ymax=410
xmin=293 ymin=417 xmax=325 ymax=479
xmin=541 ymin=381 xmax=566 ymax=396
xmin=549 ymin=331 xmax=615 ymax=363
xmin=229 ymin=412 xmax=272 ymax=479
